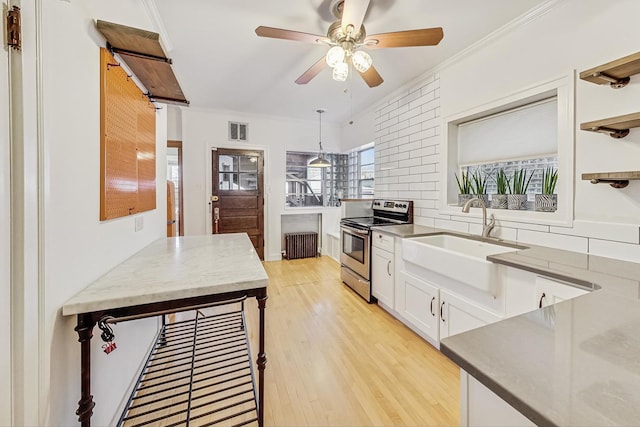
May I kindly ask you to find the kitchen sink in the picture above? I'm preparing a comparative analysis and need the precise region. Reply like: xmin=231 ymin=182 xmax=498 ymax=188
xmin=402 ymin=233 xmax=524 ymax=293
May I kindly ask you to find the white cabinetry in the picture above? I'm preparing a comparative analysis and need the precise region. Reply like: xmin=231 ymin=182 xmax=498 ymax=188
xmin=325 ymin=232 xmax=341 ymax=262
xmin=461 ymin=371 xmax=535 ymax=427
xmin=439 ymin=290 xmax=502 ymax=340
xmin=535 ymin=276 xmax=589 ymax=308
xmin=371 ymin=231 xmax=395 ymax=309
xmin=398 ymin=272 xmax=440 ymax=345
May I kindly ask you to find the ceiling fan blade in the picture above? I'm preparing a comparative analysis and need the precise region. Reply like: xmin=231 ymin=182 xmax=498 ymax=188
xmin=255 ymin=26 xmax=328 ymax=44
xmin=358 ymin=65 xmax=383 ymax=88
xmin=341 ymin=0 xmax=370 ymax=36
xmin=295 ymin=57 xmax=328 ymax=85
xmin=365 ymin=28 xmax=444 ymax=49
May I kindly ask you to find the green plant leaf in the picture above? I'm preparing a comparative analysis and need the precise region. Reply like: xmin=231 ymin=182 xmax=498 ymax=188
xmin=471 ymin=169 xmax=488 ymax=195
xmin=455 ymin=171 xmax=472 ymax=194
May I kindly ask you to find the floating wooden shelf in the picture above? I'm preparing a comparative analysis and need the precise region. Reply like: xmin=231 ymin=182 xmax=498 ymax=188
xmin=96 ymin=20 xmax=189 ymax=105
xmin=581 ymin=171 xmax=640 ymax=188
xmin=580 ymin=51 xmax=640 ymax=89
xmin=580 ymin=112 xmax=640 ymax=139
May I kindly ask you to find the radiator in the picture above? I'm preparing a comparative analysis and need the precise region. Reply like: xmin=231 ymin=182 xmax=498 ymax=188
xmin=284 ymin=232 xmax=318 ymax=260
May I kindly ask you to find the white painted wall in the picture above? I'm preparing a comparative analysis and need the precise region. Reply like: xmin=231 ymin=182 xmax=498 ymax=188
xmin=6 ymin=1 xmax=168 ymax=425
xmin=371 ymin=0 xmax=640 ymax=261
xmin=0 ymin=12 xmax=12 ymax=425
xmin=167 ymin=105 xmax=183 ymax=140
xmin=181 ymin=108 xmax=342 ymax=260
xmin=341 ymin=108 xmax=375 ymax=152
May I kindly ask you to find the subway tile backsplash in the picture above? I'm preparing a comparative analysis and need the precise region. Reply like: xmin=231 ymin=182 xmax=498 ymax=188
xmin=373 ymin=74 xmax=640 ymax=264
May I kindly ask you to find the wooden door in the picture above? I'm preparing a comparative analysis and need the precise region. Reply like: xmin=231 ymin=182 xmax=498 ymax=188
xmin=212 ymin=148 xmax=264 ymax=259
xmin=167 ymin=180 xmax=176 ymax=237
xmin=167 ymin=140 xmax=184 ymax=235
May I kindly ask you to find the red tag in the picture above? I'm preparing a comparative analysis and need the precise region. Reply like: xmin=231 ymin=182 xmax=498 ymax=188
xmin=102 ymin=341 xmax=117 ymax=354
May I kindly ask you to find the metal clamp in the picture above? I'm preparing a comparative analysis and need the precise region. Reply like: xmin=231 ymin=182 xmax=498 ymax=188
xmin=592 ymin=71 xmax=630 ymax=89
xmin=587 ymin=125 xmax=630 ymax=139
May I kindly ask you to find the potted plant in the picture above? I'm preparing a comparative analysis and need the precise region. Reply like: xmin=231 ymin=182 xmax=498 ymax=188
xmin=470 ymin=169 xmax=489 ymax=207
xmin=490 ymin=168 xmax=510 ymax=209
xmin=507 ymin=168 xmax=533 ymax=210
xmin=455 ymin=171 xmax=473 ymax=207
xmin=535 ymin=167 xmax=558 ymax=212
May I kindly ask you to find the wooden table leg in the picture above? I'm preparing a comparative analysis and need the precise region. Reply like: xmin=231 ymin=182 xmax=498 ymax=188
xmin=75 ymin=314 xmax=96 ymax=427
xmin=256 ymin=293 xmax=268 ymax=427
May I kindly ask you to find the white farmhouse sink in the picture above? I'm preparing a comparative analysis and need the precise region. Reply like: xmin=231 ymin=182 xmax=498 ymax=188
xmin=402 ymin=234 xmax=521 ymax=293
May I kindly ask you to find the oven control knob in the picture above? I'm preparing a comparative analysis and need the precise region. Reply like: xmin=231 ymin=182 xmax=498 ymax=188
xmin=402 ymin=204 xmax=407 ymax=208
xmin=395 ymin=204 xmax=399 ymax=207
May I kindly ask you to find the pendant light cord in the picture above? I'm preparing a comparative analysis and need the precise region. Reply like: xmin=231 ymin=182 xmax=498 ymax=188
xmin=319 ymin=109 xmax=323 ymax=152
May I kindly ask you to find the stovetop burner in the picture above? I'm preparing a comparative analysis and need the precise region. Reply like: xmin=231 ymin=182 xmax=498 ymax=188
xmin=340 ymin=216 xmax=402 ymax=227
xmin=340 ymin=199 xmax=413 ymax=231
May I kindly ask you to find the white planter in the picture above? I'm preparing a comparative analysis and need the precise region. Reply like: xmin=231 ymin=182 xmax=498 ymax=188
xmin=490 ymin=194 xmax=508 ymax=209
xmin=472 ymin=194 xmax=489 ymax=208
xmin=507 ymin=194 xmax=528 ymax=210
xmin=458 ymin=194 xmax=473 ymax=207
xmin=535 ymin=194 xmax=557 ymax=212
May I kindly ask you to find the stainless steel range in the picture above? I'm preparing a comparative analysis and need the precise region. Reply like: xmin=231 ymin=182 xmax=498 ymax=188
xmin=340 ymin=199 xmax=413 ymax=302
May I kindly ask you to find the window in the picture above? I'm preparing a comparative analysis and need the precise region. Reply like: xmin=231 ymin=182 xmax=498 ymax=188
xmin=347 ymin=144 xmax=375 ymax=198
xmin=460 ymin=156 xmax=558 ymax=205
xmin=442 ymin=74 xmax=574 ymax=225
xmin=359 ymin=147 xmax=375 ymax=197
xmin=218 ymin=154 xmax=258 ymax=190
xmin=285 ymin=151 xmax=347 ymax=207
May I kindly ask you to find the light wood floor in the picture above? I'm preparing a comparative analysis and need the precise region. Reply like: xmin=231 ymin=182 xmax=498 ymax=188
xmin=243 ymin=256 xmax=460 ymax=427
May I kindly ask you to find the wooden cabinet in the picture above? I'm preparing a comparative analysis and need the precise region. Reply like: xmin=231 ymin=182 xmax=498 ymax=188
xmin=534 ymin=276 xmax=589 ymax=308
xmin=371 ymin=231 xmax=396 ymax=309
xmin=439 ymin=290 xmax=502 ymax=340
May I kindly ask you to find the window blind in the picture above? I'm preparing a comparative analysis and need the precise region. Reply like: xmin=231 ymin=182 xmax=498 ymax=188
xmin=458 ymin=97 xmax=557 ymax=166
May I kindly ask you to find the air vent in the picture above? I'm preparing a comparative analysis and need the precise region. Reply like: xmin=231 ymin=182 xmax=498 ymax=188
xmin=229 ymin=121 xmax=248 ymax=141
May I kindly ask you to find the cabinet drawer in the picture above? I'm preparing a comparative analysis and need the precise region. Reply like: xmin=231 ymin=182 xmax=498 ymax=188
xmin=372 ymin=231 xmax=394 ymax=252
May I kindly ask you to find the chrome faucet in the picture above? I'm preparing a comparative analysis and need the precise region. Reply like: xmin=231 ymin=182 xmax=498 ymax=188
xmin=462 ymin=198 xmax=495 ymax=238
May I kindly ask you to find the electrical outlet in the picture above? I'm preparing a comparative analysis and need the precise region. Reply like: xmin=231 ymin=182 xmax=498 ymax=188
xmin=135 ymin=216 xmax=144 ymax=232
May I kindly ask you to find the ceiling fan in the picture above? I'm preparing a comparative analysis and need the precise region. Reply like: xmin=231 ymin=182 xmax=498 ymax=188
xmin=255 ymin=0 xmax=443 ymax=88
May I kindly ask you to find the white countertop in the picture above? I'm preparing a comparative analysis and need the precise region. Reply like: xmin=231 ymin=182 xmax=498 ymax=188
xmin=62 ymin=234 xmax=268 ymax=316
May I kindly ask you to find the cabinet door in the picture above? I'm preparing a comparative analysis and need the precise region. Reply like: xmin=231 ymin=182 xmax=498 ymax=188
xmin=372 ymin=246 xmax=394 ymax=308
xmin=535 ymin=276 xmax=589 ymax=308
xmin=399 ymin=273 xmax=439 ymax=343
xmin=440 ymin=290 xmax=502 ymax=340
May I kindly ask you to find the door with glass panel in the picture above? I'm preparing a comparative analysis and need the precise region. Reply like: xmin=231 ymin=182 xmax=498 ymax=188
xmin=212 ymin=148 xmax=264 ymax=259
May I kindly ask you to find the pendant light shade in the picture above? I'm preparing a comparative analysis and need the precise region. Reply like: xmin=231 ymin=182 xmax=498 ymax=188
xmin=309 ymin=109 xmax=331 ymax=168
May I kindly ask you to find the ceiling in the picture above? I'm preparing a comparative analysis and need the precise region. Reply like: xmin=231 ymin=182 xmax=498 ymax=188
xmin=94 ymin=0 xmax=547 ymax=124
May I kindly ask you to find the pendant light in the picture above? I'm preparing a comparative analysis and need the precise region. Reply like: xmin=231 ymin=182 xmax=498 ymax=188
xmin=309 ymin=108 xmax=331 ymax=168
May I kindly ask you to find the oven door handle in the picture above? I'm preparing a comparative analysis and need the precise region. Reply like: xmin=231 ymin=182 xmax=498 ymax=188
xmin=342 ymin=227 xmax=370 ymax=236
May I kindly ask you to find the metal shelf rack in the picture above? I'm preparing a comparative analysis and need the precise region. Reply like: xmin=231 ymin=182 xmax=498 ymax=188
xmin=118 ymin=305 xmax=258 ymax=427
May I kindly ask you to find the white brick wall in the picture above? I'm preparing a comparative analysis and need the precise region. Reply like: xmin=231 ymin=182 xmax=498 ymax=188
xmin=374 ymin=74 xmax=640 ymax=263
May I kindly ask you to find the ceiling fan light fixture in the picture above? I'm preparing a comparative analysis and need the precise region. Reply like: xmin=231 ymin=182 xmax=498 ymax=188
xmin=332 ymin=61 xmax=349 ymax=82
xmin=326 ymin=46 xmax=345 ymax=67
xmin=351 ymin=50 xmax=372 ymax=73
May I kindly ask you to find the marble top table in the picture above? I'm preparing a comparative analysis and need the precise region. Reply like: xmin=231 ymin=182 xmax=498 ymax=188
xmin=63 ymin=234 xmax=268 ymax=315
xmin=62 ymin=234 xmax=269 ymax=427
